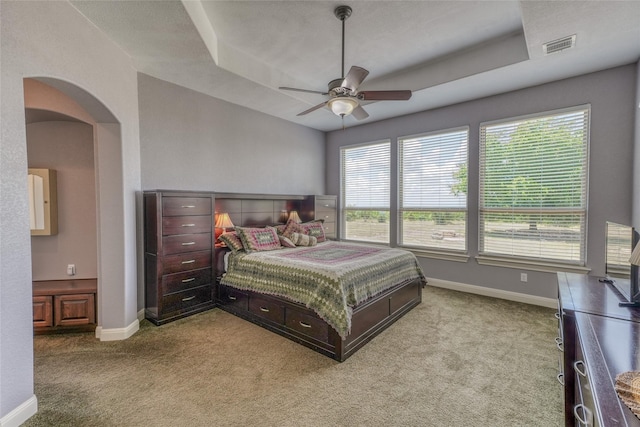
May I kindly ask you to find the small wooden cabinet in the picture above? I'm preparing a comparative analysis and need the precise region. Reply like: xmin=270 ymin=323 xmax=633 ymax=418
xmin=32 ymin=279 xmax=96 ymax=334
xmin=144 ymin=190 xmax=216 ymax=325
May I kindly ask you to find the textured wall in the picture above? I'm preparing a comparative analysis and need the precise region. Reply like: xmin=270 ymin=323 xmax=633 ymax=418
xmin=27 ymin=121 xmax=98 ymax=281
xmin=138 ymin=74 xmax=325 ymax=195
xmin=327 ymin=64 xmax=638 ymax=299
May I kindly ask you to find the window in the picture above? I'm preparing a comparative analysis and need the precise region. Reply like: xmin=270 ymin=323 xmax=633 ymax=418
xmin=479 ymin=106 xmax=589 ymax=265
xmin=398 ymin=128 xmax=468 ymax=252
xmin=341 ymin=141 xmax=390 ymax=243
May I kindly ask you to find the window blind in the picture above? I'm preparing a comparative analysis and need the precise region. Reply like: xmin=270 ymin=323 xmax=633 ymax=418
xmin=479 ymin=107 xmax=589 ymax=264
xmin=341 ymin=141 xmax=390 ymax=243
xmin=398 ymin=128 xmax=468 ymax=251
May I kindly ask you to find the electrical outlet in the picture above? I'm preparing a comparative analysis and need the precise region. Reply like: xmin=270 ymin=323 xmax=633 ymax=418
xmin=67 ymin=264 xmax=76 ymax=276
xmin=520 ymin=272 xmax=528 ymax=282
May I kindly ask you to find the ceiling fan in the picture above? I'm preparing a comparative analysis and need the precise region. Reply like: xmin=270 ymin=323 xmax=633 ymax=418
xmin=279 ymin=5 xmax=412 ymax=121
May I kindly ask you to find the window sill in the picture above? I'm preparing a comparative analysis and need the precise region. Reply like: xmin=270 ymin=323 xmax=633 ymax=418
xmin=476 ymin=254 xmax=591 ymax=274
xmin=404 ymin=248 xmax=469 ymax=263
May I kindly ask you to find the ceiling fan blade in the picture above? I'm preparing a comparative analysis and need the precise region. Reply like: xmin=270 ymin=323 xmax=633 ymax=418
xmin=280 ymin=87 xmax=328 ymax=95
xmin=342 ymin=66 xmax=369 ymax=92
xmin=297 ymin=101 xmax=328 ymax=116
xmin=351 ymin=105 xmax=369 ymax=121
xmin=358 ymin=90 xmax=412 ymax=101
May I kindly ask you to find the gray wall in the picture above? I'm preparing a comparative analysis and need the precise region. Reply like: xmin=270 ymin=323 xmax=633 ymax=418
xmin=327 ymin=64 xmax=638 ymax=299
xmin=138 ymin=74 xmax=325 ymax=195
xmin=27 ymin=121 xmax=98 ymax=281
xmin=1 ymin=1 xmax=141 ymax=422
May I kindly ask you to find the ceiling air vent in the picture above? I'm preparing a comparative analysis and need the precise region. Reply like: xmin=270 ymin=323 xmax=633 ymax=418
xmin=543 ymin=35 xmax=576 ymax=55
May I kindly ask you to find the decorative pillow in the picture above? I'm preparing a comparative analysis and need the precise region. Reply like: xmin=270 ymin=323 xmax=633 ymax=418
xmin=299 ymin=220 xmax=327 ymax=242
xmin=279 ymin=235 xmax=296 ymax=248
xmin=218 ymin=231 xmax=244 ymax=252
xmin=290 ymin=232 xmax=317 ymax=247
xmin=274 ymin=224 xmax=287 ymax=235
xmin=235 ymin=226 xmax=282 ymax=252
xmin=280 ymin=218 xmax=303 ymax=238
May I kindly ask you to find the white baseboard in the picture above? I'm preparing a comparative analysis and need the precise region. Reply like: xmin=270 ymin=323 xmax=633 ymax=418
xmin=426 ymin=277 xmax=558 ymax=309
xmin=95 ymin=318 xmax=140 ymax=341
xmin=138 ymin=308 xmax=145 ymax=322
xmin=0 ymin=395 xmax=37 ymax=427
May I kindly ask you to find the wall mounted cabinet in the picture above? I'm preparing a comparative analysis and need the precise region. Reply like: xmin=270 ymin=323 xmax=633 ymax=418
xmin=28 ymin=168 xmax=58 ymax=236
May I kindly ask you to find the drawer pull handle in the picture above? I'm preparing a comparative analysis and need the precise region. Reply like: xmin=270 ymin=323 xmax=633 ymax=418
xmin=555 ymin=312 xmax=560 ymax=319
xmin=181 ymin=259 xmax=196 ymax=264
xmin=181 ymin=205 xmax=196 ymax=208
xmin=182 ymin=278 xmax=196 ymax=283
xmin=574 ymin=360 xmax=587 ymax=377
xmin=260 ymin=307 xmax=270 ymax=313
xmin=181 ymin=242 xmax=196 ymax=246
xmin=574 ymin=403 xmax=593 ymax=426
xmin=556 ymin=373 xmax=564 ymax=386
xmin=299 ymin=321 xmax=312 ymax=328
xmin=228 ymin=295 xmax=237 ymax=301
xmin=181 ymin=223 xmax=196 ymax=227
xmin=182 ymin=296 xmax=196 ymax=302
xmin=555 ymin=337 xmax=563 ymax=351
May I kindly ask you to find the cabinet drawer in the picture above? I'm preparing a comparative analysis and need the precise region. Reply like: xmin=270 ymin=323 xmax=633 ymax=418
xmin=315 ymin=209 xmax=336 ymax=223
xmin=321 ymin=222 xmax=336 ymax=238
xmin=162 ymin=268 xmax=212 ymax=295
xmin=54 ymin=293 xmax=95 ymax=326
xmin=219 ymin=286 xmax=249 ymax=311
xmin=316 ymin=198 xmax=336 ymax=209
xmin=33 ymin=295 xmax=53 ymax=327
xmin=163 ymin=233 xmax=211 ymax=255
xmin=285 ymin=307 xmax=329 ymax=344
xmin=249 ymin=295 xmax=285 ymax=324
xmin=162 ymin=285 xmax=212 ymax=315
xmin=163 ymin=250 xmax=211 ymax=274
xmin=162 ymin=197 xmax=211 ymax=216
xmin=162 ymin=215 xmax=211 ymax=236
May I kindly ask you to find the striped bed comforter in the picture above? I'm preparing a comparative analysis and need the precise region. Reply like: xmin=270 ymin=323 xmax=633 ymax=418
xmin=220 ymin=241 xmax=426 ymax=338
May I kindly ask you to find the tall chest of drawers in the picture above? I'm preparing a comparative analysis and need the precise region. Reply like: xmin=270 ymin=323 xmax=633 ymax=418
xmin=302 ymin=195 xmax=337 ymax=239
xmin=144 ymin=190 xmax=215 ymax=325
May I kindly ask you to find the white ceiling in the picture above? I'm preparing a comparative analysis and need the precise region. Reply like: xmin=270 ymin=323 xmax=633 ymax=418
xmin=69 ymin=0 xmax=640 ymax=132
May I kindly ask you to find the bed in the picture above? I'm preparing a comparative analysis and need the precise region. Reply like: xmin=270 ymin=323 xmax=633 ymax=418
xmin=214 ymin=193 xmax=425 ymax=362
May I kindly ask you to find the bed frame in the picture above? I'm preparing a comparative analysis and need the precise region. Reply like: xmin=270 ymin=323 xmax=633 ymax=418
xmin=213 ymin=192 xmax=423 ymax=362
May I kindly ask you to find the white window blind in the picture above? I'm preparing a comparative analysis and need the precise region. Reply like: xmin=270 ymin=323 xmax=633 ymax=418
xmin=341 ymin=141 xmax=390 ymax=243
xmin=479 ymin=106 xmax=589 ymax=264
xmin=398 ymin=128 xmax=468 ymax=252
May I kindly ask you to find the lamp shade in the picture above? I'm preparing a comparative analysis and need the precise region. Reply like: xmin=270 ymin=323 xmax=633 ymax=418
xmin=215 ymin=212 xmax=234 ymax=230
xmin=328 ymin=97 xmax=358 ymax=117
xmin=288 ymin=210 xmax=302 ymax=223
xmin=630 ymin=241 xmax=640 ymax=266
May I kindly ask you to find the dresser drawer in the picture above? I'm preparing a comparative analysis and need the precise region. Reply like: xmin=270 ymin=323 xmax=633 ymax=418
xmin=161 ymin=285 xmax=212 ymax=315
xmin=285 ymin=307 xmax=329 ymax=344
xmin=163 ymin=233 xmax=211 ymax=255
xmin=249 ymin=295 xmax=285 ymax=324
xmin=219 ymin=286 xmax=249 ymax=311
xmin=321 ymin=222 xmax=335 ymax=238
xmin=316 ymin=197 xmax=336 ymax=209
xmin=162 ymin=268 xmax=212 ymax=295
xmin=316 ymin=209 xmax=336 ymax=223
xmin=162 ymin=197 xmax=211 ymax=216
xmin=163 ymin=250 xmax=211 ymax=274
xmin=162 ymin=215 xmax=211 ymax=236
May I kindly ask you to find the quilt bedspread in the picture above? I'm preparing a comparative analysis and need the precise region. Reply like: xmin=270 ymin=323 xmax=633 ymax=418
xmin=219 ymin=241 xmax=426 ymax=338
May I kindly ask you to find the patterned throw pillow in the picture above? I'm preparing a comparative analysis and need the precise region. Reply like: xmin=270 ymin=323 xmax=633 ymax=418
xmin=235 ymin=226 xmax=282 ymax=253
xmin=289 ymin=232 xmax=317 ymax=247
xmin=218 ymin=231 xmax=244 ymax=252
xmin=299 ymin=220 xmax=326 ymax=242
xmin=280 ymin=218 xmax=303 ymax=238
xmin=279 ymin=235 xmax=296 ymax=248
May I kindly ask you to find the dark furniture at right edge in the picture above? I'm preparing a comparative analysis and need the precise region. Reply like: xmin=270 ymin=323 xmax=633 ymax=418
xmin=557 ymin=272 xmax=640 ymax=426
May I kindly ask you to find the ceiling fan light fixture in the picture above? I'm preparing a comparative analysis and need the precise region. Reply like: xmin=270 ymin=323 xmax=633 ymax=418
xmin=328 ymin=97 xmax=358 ymax=116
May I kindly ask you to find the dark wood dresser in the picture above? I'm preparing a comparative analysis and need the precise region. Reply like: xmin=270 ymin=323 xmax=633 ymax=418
xmin=557 ymin=272 xmax=640 ymax=426
xmin=144 ymin=190 xmax=216 ymax=325
xmin=33 ymin=278 xmax=97 ymax=334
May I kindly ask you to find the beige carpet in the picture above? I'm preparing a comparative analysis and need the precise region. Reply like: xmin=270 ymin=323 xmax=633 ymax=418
xmin=24 ymin=286 xmax=563 ymax=426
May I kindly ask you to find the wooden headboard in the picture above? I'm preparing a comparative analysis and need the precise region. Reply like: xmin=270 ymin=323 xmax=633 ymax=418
xmin=214 ymin=192 xmax=314 ymax=228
